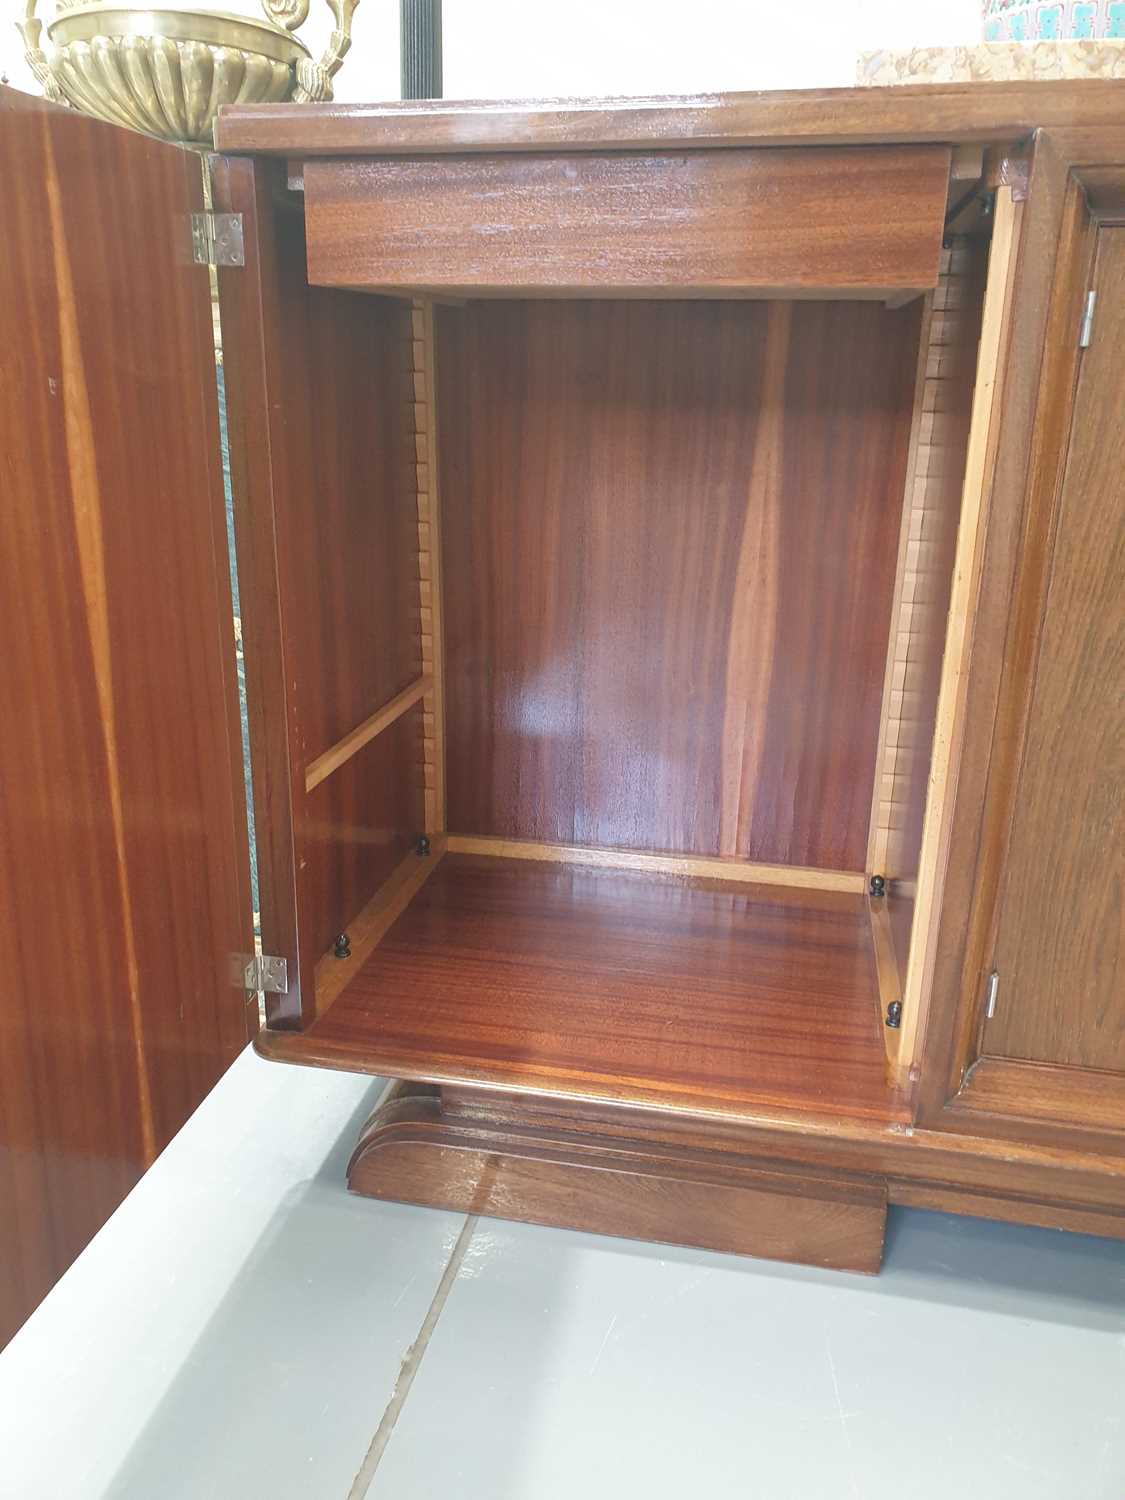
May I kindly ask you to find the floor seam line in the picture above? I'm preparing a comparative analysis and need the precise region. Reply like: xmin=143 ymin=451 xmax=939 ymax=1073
xmin=346 ymin=1212 xmax=478 ymax=1499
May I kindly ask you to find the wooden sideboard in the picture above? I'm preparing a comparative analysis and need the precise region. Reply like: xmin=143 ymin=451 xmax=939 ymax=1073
xmin=3 ymin=82 xmax=1122 ymax=1328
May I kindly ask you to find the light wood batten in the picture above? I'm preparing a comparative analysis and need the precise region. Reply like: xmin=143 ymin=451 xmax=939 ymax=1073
xmin=304 ymin=674 xmax=431 ymax=792
xmin=445 ymin=835 xmax=865 ymax=893
xmin=868 ymin=899 xmax=903 ymax=1070
xmin=412 ymin=297 xmax=447 ymax=834
xmin=312 ymin=836 xmax=447 ymax=1016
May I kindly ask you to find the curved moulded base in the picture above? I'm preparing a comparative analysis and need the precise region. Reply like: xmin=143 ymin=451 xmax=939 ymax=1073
xmin=347 ymin=1082 xmax=889 ymax=1275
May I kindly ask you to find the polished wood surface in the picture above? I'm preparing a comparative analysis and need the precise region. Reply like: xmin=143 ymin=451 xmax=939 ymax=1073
xmin=304 ymin=147 xmax=947 ymax=296
xmin=300 ymin=853 xmax=900 ymax=1122
xmin=439 ymin=299 xmax=918 ymax=871
xmin=985 ymin=223 xmax=1124 ymax=1076
xmin=312 ymin=837 xmax=447 ymax=1017
xmin=871 ymin=239 xmax=988 ymax=993
xmin=0 ymin=88 xmax=253 ymax=1345
xmin=901 ymin=187 xmax=1025 ymax=1076
xmin=213 ymin=156 xmax=425 ymax=1023
xmin=434 ymin=1085 xmax=1125 ymax=1229
xmin=348 ymin=1084 xmax=888 ymax=1272
xmin=304 ymin=673 xmax=431 ymax=793
xmin=214 ymin=79 xmax=1125 ymax=156
xmin=445 ymin=835 xmax=866 ymax=893
xmin=919 ymin=133 xmax=1125 ymax=1129
xmin=954 ymin=1058 xmax=1125 ymax=1137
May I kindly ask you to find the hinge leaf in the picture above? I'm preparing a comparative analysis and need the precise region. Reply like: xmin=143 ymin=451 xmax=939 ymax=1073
xmin=191 ymin=211 xmax=245 ymax=268
xmin=229 ymin=952 xmax=288 ymax=993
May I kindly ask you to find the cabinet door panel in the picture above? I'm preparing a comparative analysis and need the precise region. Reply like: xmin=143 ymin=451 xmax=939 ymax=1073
xmin=212 ymin=156 xmax=425 ymax=1028
xmin=985 ymin=223 xmax=1125 ymax=1075
xmin=0 ymin=87 xmax=254 ymax=1345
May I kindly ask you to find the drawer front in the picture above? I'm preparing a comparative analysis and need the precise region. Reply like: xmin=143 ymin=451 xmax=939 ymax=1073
xmin=304 ymin=145 xmax=950 ymax=297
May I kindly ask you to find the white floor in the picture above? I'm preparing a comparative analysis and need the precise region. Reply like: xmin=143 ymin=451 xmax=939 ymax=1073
xmin=1 ymin=1047 xmax=1122 ymax=1500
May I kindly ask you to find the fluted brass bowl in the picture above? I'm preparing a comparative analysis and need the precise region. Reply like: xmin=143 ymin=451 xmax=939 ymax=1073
xmin=18 ymin=0 xmax=357 ymax=146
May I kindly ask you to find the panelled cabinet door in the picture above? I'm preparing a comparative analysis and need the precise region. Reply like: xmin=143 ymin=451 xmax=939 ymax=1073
xmin=937 ymin=167 xmax=1125 ymax=1145
xmin=0 ymin=87 xmax=255 ymax=1345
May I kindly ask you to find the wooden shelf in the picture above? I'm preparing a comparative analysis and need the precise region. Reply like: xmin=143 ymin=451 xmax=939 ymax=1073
xmin=261 ymin=853 xmax=907 ymax=1125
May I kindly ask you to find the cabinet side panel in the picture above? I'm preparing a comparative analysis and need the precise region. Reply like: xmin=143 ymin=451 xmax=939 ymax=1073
xmin=215 ymin=158 xmax=423 ymax=1023
xmin=0 ymin=89 xmax=254 ymax=1343
xmin=872 ymin=240 xmax=989 ymax=978
xmin=440 ymin=298 xmax=918 ymax=870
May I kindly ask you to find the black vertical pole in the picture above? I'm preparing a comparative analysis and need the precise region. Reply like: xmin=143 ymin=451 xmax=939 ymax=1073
xmin=400 ymin=0 xmax=442 ymax=99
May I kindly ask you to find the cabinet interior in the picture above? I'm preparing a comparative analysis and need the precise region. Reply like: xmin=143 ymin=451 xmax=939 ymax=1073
xmin=229 ymin=169 xmax=1003 ymax=1124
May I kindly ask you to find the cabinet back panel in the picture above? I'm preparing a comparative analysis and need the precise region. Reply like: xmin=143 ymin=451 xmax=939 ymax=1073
xmin=440 ymin=298 xmax=920 ymax=869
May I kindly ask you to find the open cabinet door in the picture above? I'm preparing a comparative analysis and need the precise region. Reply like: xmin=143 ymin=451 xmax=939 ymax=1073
xmin=0 ymin=88 xmax=255 ymax=1347
xmin=211 ymin=155 xmax=426 ymax=1031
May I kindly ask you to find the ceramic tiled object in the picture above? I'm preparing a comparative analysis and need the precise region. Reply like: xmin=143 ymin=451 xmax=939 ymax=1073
xmin=983 ymin=0 xmax=1123 ymax=40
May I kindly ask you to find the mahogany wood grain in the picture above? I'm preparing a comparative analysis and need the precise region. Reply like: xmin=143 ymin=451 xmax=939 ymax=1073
xmin=301 ymin=705 xmax=426 ymax=973
xmin=213 ymin=79 xmax=1125 ymax=157
xmin=344 ymin=1081 xmax=1125 ymax=1259
xmin=439 ymin=298 xmax=919 ymax=870
xmin=299 ymin=854 xmax=900 ymax=1122
xmin=0 ymin=88 xmax=253 ymax=1345
xmin=304 ymin=673 xmax=431 ymax=792
xmin=312 ymin=836 xmax=447 ymax=1017
xmin=887 ymin=1181 xmax=1125 ymax=1240
xmin=348 ymin=1084 xmax=887 ymax=1272
xmin=433 ymin=1085 xmax=1125 ymax=1226
xmin=303 ymin=147 xmax=948 ymax=296
xmin=213 ymin=155 xmax=424 ymax=1024
xmin=953 ymin=1058 xmax=1125 ymax=1138
xmin=983 ymin=224 xmax=1124 ymax=1076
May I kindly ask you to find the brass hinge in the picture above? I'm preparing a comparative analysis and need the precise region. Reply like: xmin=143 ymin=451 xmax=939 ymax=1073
xmin=1079 ymin=291 xmax=1096 ymax=349
xmin=191 ymin=211 xmax=244 ymax=268
xmin=230 ymin=953 xmax=288 ymax=993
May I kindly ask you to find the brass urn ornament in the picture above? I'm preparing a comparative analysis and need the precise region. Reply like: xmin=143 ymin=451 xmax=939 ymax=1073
xmin=17 ymin=0 xmax=358 ymax=146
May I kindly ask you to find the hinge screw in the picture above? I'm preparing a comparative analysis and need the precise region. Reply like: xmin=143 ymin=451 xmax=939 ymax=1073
xmin=885 ymin=1000 xmax=903 ymax=1029
xmin=869 ymin=874 xmax=886 ymax=898
xmin=416 ymin=834 xmax=431 ymax=856
xmin=334 ymin=932 xmax=351 ymax=959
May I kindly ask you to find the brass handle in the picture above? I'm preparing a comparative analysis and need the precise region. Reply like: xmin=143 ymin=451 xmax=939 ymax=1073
xmin=17 ymin=0 xmax=68 ymax=102
xmin=263 ymin=0 xmax=358 ymax=104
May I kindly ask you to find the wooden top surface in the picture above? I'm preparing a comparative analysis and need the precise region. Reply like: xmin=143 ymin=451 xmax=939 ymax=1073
xmin=214 ymin=80 xmax=1125 ymax=157
xmin=269 ymin=854 xmax=905 ymax=1125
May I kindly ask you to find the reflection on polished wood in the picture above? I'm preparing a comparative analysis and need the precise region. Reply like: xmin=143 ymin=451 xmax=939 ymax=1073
xmin=439 ymin=298 xmax=919 ymax=870
xmin=348 ymin=1083 xmax=889 ymax=1273
xmin=0 ymin=87 xmax=254 ymax=1346
xmin=300 ymin=854 xmax=903 ymax=1123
